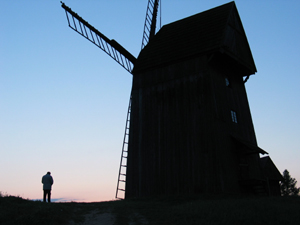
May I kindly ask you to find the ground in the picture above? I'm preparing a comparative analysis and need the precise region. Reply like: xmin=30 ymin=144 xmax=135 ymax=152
xmin=1 ymin=194 xmax=300 ymax=224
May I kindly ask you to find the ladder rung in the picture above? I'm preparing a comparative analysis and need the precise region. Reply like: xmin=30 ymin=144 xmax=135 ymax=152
xmin=121 ymin=165 xmax=127 ymax=167
xmin=120 ymin=173 xmax=126 ymax=176
xmin=118 ymin=189 xmax=125 ymax=191
xmin=119 ymin=180 xmax=126 ymax=182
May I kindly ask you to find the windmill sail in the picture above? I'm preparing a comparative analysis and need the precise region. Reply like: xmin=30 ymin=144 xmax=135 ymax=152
xmin=141 ymin=0 xmax=160 ymax=49
xmin=61 ymin=2 xmax=136 ymax=73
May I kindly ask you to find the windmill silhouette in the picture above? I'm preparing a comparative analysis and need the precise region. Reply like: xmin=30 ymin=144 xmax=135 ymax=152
xmin=62 ymin=1 xmax=283 ymax=199
xmin=61 ymin=0 xmax=160 ymax=199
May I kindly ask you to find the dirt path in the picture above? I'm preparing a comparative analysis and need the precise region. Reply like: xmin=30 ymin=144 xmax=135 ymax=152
xmin=68 ymin=209 xmax=115 ymax=225
xmin=67 ymin=209 xmax=149 ymax=225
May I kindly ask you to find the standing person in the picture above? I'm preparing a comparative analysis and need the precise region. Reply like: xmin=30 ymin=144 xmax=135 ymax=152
xmin=42 ymin=171 xmax=54 ymax=202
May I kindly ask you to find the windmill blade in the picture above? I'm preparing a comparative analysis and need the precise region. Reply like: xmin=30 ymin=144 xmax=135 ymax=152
xmin=61 ymin=2 xmax=136 ymax=74
xmin=141 ymin=0 xmax=160 ymax=49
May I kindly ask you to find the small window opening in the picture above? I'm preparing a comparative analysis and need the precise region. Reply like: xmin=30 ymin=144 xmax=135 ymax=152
xmin=225 ymin=77 xmax=230 ymax=87
xmin=231 ymin=110 xmax=238 ymax=123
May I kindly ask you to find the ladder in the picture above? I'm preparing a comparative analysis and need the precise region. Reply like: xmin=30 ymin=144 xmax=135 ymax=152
xmin=115 ymin=96 xmax=132 ymax=199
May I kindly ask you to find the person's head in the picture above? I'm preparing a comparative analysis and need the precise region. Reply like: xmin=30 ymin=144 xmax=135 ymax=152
xmin=47 ymin=171 xmax=51 ymax=175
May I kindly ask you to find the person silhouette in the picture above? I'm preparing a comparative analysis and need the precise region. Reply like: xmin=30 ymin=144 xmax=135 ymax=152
xmin=42 ymin=171 xmax=54 ymax=202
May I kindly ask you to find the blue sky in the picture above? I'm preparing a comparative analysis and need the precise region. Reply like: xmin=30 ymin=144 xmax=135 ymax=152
xmin=1 ymin=1 xmax=300 ymax=202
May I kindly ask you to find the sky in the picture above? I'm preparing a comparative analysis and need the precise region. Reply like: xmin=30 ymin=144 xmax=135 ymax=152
xmin=1 ymin=0 xmax=299 ymax=202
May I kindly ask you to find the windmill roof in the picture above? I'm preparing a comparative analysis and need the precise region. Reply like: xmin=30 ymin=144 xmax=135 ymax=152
xmin=133 ymin=1 xmax=256 ymax=75
xmin=260 ymin=156 xmax=283 ymax=181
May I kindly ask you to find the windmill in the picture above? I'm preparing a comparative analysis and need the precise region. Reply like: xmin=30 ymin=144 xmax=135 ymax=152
xmin=60 ymin=0 xmax=160 ymax=199
xmin=62 ymin=1 xmax=283 ymax=199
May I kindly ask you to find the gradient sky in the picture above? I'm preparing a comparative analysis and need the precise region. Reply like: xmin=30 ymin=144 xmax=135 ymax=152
xmin=1 ymin=0 xmax=299 ymax=202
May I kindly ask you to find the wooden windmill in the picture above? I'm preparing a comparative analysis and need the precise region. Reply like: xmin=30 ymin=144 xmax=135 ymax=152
xmin=61 ymin=1 xmax=282 ymax=199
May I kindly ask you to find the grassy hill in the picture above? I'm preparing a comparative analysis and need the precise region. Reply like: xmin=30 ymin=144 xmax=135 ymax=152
xmin=1 ymin=193 xmax=300 ymax=225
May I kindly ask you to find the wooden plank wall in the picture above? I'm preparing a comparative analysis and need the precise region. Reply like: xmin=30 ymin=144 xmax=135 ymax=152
xmin=125 ymin=55 xmax=262 ymax=198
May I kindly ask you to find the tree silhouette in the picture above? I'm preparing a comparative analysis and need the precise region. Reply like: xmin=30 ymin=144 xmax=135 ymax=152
xmin=280 ymin=169 xmax=300 ymax=196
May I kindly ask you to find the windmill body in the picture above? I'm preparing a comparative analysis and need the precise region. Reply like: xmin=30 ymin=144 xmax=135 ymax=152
xmin=126 ymin=2 xmax=281 ymax=198
xmin=61 ymin=1 xmax=282 ymax=199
